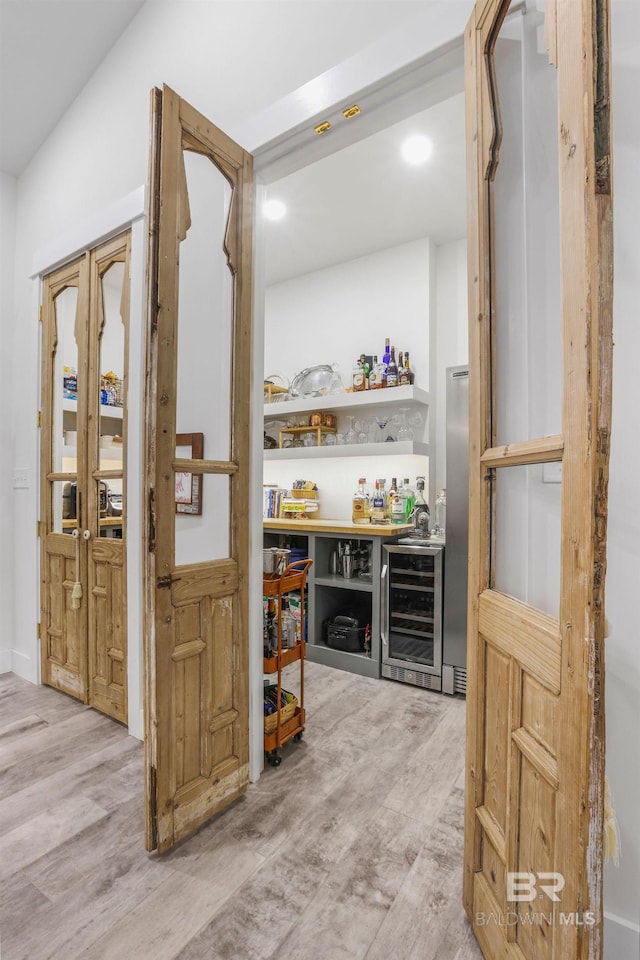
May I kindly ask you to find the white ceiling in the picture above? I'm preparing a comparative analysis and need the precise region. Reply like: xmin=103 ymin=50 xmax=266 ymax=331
xmin=263 ymin=91 xmax=467 ymax=286
xmin=0 ymin=0 xmax=466 ymax=284
xmin=0 ymin=0 xmax=145 ymax=176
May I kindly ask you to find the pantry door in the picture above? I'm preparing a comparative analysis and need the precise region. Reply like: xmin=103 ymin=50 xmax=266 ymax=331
xmin=40 ymin=233 xmax=130 ymax=723
xmin=463 ymin=1 xmax=613 ymax=959
xmin=41 ymin=254 xmax=90 ymax=702
xmin=144 ymin=86 xmax=253 ymax=852
xmin=86 ymin=234 xmax=130 ymax=723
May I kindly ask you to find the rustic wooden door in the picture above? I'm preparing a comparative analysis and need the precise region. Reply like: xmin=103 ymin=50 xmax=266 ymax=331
xmin=41 ymin=255 xmax=90 ymax=702
xmin=86 ymin=234 xmax=130 ymax=723
xmin=40 ymin=234 xmax=130 ymax=723
xmin=463 ymin=1 xmax=612 ymax=959
xmin=143 ymin=86 xmax=253 ymax=853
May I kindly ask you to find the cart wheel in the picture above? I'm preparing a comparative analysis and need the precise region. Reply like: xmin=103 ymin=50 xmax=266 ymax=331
xmin=267 ymin=752 xmax=281 ymax=766
xmin=293 ymin=730 xmax=304 ymax=742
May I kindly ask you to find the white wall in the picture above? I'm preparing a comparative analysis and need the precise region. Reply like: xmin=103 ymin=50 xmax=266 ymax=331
xmin=0 ymin=171 xmax=17 ymax=671
xmin=264 ymin=238 xmax=432 ymax=393
xmin=263 ymin=239 xmax=432 ymax=517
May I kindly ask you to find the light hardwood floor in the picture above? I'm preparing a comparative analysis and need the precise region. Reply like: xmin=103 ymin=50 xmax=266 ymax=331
xmin=0 ymin=665 xmax=483 ymax=960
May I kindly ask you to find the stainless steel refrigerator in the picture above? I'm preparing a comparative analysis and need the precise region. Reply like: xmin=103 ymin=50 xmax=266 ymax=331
xmin=441 ymin=365 xmax=469 ymax=695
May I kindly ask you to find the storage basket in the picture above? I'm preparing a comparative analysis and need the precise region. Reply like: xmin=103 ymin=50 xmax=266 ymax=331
xmin=264 ymin=687 xmax=298 ymax=733
xmin=290 ymin=488 xmax=318 ymax=499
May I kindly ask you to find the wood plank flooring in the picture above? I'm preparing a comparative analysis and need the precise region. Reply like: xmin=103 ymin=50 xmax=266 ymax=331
xmin=0 ymin=666 xmax=483 ymax=960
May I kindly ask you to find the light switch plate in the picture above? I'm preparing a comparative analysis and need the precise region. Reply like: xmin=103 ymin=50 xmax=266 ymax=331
xmin=13 ymin=468 xmax=29 ymax=489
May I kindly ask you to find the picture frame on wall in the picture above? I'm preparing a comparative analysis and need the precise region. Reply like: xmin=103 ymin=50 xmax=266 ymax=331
xmin=175 ymin=432 xmax=203 ymax=515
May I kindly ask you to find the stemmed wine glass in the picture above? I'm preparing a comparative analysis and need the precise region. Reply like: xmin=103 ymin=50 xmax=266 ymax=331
xmin=356 ymin=419 xmax=369 ymax=444
xmin=345 ymin=416 xmax=357 ymax=445
xmin=374 ymin=414 xmax=391 ymax=443
xmin=395 ymin=408 xmax=414 ymax=441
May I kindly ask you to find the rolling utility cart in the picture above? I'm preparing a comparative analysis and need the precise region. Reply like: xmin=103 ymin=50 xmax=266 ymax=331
xmin=263 ymin=558 xmax=312 ymax=766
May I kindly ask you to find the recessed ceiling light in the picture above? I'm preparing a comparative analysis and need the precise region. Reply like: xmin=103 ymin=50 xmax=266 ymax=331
xmin=263 ymin=199 xmax=286 ymax=221
xmin=401 ymin=135 xmax=433 ymax=166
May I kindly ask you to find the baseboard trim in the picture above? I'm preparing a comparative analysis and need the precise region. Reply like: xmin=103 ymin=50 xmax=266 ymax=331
xmin=604 ymin=910 xmax=640 ymax=959
xmin=0 ymin=649 xmax=12 ymax=674
xmin=10 ymin=650 xmax=39 ymax=684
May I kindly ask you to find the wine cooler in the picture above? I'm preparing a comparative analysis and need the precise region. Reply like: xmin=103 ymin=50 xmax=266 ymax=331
xmin=381 ymin=544 xmax=444 ymax=690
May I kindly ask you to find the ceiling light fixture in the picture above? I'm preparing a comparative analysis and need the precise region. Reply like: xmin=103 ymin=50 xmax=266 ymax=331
xmin=401 ymin=135 xmax=433 ymax=166
xmin=263 ymin=199 xmax=287 ymax=221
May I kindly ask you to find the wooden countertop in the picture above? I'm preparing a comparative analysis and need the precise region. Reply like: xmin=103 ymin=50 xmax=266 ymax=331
xmin=263 ymin=518 xmax=413 ymax=536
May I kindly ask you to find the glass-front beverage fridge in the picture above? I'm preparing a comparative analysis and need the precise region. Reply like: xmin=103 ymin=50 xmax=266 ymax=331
xmin=381 ymin=543 xmax=444 ymax=690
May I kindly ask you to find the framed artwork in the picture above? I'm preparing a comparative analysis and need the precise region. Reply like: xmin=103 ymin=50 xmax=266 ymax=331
xmin=175 ymin=432 xmax=203 ymax=515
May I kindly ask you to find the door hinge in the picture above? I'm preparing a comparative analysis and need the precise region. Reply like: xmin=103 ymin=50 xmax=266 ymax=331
xmin=37 ymin=622 xmax=41 ymax=639
xmin=156 ymin=574 xmax=181 ymax=589
xmin=36 ymin=520 xmax=42 ymax=537
xmin=37 ymin=410 xmax=42 ymax=428
xmin=39 ymin=305 xmax=43 ymax=322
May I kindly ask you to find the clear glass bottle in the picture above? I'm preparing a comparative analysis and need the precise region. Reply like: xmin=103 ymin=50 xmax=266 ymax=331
xmin=282 ymin=597 xmax=297 ymax=648
xmin=387 ymin=477 xmax=398 ymax=520
xmin=434 ymin=488 xmax=446 ymax=536
xmin=371 ymin=479 xmax=388 ymax=524
xmin=352 ymin=477 xmax=370 ymax=524
xmin=369 ymin=355 xmax=384 ymax=389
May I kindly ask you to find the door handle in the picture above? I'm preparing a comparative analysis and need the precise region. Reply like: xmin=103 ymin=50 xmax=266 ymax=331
xmin=381 ymin=562 xmax=388 ymax=648
xmin=82 ymin=529 xmax=91 ymax=540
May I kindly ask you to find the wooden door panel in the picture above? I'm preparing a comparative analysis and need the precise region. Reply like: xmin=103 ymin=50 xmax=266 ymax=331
xmin=145 ymin=86 xmax=252 ymax=853
xmin=88 ymin=538 xmax=127 ymax=722
xmin=464 ymin=0 xmax=612 ymax=957
xmin=41 ymin=256 xmax=89 ymax=704
xmin=43 ymin=537 xmax=87 ymax=698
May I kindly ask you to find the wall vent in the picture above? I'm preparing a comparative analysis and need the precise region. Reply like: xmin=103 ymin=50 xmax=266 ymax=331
xmin=454 ymin=667 xmax=467 ymax=696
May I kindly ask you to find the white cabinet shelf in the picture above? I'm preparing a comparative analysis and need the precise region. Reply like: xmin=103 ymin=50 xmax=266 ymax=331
xmin=264 ymin=440 xmax=429 ymax=461
xmin=63 ymin=398 xmax=123 ymax=420
xmin=263 ymin=384 xmax=429 ymax=419
xmin=264 ymin=384 xmax=429 ymax=460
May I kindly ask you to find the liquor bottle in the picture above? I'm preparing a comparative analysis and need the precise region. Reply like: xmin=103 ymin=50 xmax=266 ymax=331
xmin=359 ymin=354 xmax=370 ymax=389
xmin=280 ymin=597 xmax=295 ymax=649
xmin=352 ymin=359 xmax=365 ymax=392
xmin=352 ymin=478 xmax=371 ymax=524
xmin=399 ymin=351 xmax=415 ymax=385
xmin=412 ymin=477 xmax=430 ymax=537
xmin=382 ymin=338 xmax=391 ymax=368
xmin=403 ymin=478 xmax=415 ymax=521
xmin=386 ymin=347 xmax=398 ymax=387
xmin=368 ymin=355 xmax=383 ymax=389
xmin=390 ymin=479 xmax=408 ymax=524
xmin=266 ymin=597 xmax=278 ymax=655
xmin=398 ymin=351 xmax=404 ymax=374
xmin=387 ymin=477 xmax=398 ymax=520
xmin=371 ymin=479 xmax=388 ymax=524
xmin=434 ymin=488 xmax=446 ymax=536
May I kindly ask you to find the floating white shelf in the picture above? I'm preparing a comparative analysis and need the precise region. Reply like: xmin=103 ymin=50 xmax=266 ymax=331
xmin=263 ymin=441 xmax=429 ymax=461
xmin=263 ymin=384 xmax=429 ymax=418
